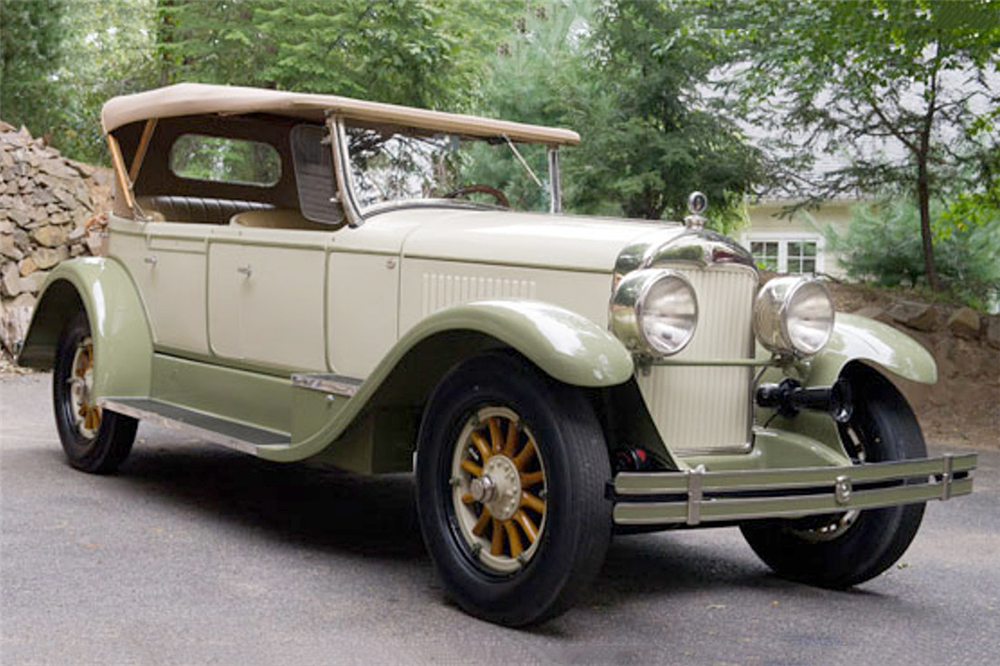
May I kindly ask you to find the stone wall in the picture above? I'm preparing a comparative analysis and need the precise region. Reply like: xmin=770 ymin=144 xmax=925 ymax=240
xmin=0 ymin=121 xmax=110 ymax=355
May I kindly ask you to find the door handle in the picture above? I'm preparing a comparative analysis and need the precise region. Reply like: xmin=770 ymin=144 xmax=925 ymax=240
xmin=143 ymin=255 xmax=158 ymax=267
xmin=236 ymin=264 xmax=253 ymax=279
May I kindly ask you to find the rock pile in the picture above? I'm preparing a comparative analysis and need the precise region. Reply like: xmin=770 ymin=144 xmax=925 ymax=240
xmin=0 ymin=121 xmax=110 ymax=355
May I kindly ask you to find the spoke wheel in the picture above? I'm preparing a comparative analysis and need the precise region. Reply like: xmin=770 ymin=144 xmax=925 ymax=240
xmin=67 ymin=336 xmax=102 ymax=438
xmin=451 ymin=406 xmax=547 ymax=574
xmin=416 ymin=352 xmax=612 ymax=626
xmin=741 ymin=364 xmax=927 ymax=588
xmin=53 ymin=312 xmax=137 ymax=474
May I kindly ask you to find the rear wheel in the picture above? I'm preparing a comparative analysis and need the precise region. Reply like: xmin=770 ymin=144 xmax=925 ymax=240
xmin=53 ymin=312 xmax=137 ymax=474
xmin=741 ymin=365 xmax=927 ymax=588
xmin=415 ymin=352 xmax=612 ymax=626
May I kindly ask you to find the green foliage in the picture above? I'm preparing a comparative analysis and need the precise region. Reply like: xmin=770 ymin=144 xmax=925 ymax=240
xmin=477 ymin=0 xmax=762 ymax=231
xmin=717 ymin=0 xmax=1000 ymax=288
xmin=826 ymin=197 xmax=1000 ymax=310
xmin=0 ymin=0 xmax=67 ymax=138
xmin=156 ymin=0 xmax=520 ymax=110
xmin=55 ymin=0 xmax=159 ymax=161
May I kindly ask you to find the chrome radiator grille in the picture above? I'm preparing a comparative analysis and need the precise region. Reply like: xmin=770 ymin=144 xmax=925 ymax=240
xmin=636 ymin=265 xmax=757 ymax=453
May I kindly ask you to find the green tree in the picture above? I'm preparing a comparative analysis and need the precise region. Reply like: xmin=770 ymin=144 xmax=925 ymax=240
xmin=154 ymin=0 xmax=520 ymax=110
xmin=55 ymin=0 xmax=158 ymax=161
xmin=479 ymin=0 xmax=762 ymax=228
xmin=0 ymin=0 xmax=67 ymax=137
xmin=719 ymin=0 xmax=1000 ymax=290
xmin=825 ymin=196 xmax=1000 ymax=309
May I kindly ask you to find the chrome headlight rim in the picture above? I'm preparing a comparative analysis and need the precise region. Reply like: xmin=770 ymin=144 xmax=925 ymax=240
xmin=754 ymin=276 xmax=834 ymax=357
xmin=610 ymin=268 xmax=699 ymax=357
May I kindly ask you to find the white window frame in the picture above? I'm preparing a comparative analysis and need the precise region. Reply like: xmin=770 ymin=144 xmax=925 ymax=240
xmin=740 ymin=231 xmax=825 ymax=275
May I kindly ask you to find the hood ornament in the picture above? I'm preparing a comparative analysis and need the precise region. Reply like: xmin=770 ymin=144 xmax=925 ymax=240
xmin=684 ymin=191 xmax=708 ymax=229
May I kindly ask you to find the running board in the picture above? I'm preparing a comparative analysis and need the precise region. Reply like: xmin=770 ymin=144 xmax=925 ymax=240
xmin=100 ymin=398 xmax=290 ymax=455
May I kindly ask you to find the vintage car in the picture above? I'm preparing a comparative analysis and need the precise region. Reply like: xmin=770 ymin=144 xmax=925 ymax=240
xmin=18 ymin=83 xmax=976 ymax=626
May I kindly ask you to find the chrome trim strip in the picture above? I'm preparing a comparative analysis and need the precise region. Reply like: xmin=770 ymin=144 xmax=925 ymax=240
xmin=648 ymin=358 xmax=778 ymax=367
xmin=613 ymin=228 xmax=758 ymax=282
xmin=100 ymin=399 xmax=285 ymax=455
xmin=613 ymin=477 xmax=975 ymax=526
xmin=548 ymin=146 xmax=562 ymax=214
xmin=615 ymin=454 xmax=977 ymax=496
xmin=291 ymin=373 xmax=362 ymax=397
xmin=327 ymin=115 xmax=364 ymax=228
xmin=676 ymin=443 xmax=754 ymax=457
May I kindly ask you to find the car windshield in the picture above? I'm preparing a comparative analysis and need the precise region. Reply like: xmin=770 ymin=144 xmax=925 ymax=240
xmin=345 ymin=124 xmax=554 ymax=213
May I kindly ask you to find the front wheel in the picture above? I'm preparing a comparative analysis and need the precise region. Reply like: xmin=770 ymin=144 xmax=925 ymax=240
xmin=741 ymin=364 xmax=927 ymax=588
xmin=53 ymin=312 xmax=137 ymax=474
xmin=415 ymin=352 xmax=612 ymax=626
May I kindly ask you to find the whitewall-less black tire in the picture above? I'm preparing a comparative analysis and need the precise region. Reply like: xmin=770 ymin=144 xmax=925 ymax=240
xmin=415 ymin=352 xmax=612 ymax=626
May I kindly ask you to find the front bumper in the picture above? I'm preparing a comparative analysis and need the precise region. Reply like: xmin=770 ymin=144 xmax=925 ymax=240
xmin=612 ymin=453 xmax=976 ymax=527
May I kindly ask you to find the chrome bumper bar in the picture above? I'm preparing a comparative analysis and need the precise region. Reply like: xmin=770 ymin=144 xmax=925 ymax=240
xmin=612 ymin=453 xmax=976 ymax=527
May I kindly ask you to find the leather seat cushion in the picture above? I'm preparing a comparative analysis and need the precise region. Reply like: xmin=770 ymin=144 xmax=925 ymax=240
xmin=136 ymin=195 xmax=274 ymax=224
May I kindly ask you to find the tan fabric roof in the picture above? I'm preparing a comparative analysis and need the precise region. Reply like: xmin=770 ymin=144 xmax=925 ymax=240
xmin=101 ymin=83 xmax=580 ymax=146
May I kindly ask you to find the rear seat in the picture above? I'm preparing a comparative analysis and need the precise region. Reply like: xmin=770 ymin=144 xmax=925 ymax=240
xmin=136 ymin=195 xmax=274 ymax=224
xmin=230 ymin=209 xmax=339 ymax=231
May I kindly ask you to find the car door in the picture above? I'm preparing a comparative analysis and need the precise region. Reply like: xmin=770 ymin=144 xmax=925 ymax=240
xmin=207 ymin=228 xmax=330 ymax=372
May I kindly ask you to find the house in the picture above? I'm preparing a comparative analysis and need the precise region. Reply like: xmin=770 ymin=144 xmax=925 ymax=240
xmin=742 ymin=197 xmax=857 ymax=279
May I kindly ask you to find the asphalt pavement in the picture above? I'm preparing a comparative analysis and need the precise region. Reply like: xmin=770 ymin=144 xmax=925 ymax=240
xmin=2 ymin=373 xmax=998 ymax=666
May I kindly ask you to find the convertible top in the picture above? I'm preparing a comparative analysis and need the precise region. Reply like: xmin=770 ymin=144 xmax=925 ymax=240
xmin=101 ymin=83 xmax=581 ymax=146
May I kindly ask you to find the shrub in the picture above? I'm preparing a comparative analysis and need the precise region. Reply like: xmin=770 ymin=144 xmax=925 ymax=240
xmin=824 ymin=197 xmax=1000 ymax=311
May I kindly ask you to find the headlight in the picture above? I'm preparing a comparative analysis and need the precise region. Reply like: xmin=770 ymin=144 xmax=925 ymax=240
xmin=610 ymin=269 xmax=698 ymax=356
xmin=754 ymin=276 xmax=834 ymax=356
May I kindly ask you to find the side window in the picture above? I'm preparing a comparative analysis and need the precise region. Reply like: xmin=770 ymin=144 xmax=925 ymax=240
xmin=169 ymin=134 xmax=281 ymax=187
xmin=290 ymin=125 xmax=344 ymax=225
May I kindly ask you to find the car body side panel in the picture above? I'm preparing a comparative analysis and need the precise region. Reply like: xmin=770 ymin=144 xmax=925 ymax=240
xmin=17 ymin=258 xmax=154 ymax=399
xmin=258 ymin=300 xmax=636 ymax=464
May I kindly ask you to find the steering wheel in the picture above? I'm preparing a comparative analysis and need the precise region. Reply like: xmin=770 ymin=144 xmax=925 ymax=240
xmin=442 ymin=184 xmax=509 ymax=208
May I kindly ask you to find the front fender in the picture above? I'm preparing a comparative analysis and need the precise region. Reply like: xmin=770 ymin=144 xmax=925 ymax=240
xmin=804 ymin=312 xmax=937 ymax=386
xmin=264 ymin=300 xmax=633 ymax=464
xmin=17 ymin=257 xmax=153 ymax=399
xmin=402 ymin=300 xmax=634 ymax=388
xmin=754 ymin=312 xmax=937 ymax=462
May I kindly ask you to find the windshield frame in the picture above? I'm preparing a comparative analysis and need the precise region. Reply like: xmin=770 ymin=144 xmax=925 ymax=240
xmin=326 ymin=116 xmax=563 ymax=228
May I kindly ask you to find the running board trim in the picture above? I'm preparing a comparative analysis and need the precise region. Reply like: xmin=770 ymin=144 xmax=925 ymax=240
xmin=100 ymin=398 xmax=290 ymax=455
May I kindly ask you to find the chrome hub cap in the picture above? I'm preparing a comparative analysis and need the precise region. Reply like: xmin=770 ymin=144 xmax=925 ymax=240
xmin=451 ymin=406 xmax=547 ymax=574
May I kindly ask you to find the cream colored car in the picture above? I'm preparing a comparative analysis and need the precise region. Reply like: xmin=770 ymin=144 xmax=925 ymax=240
xmin=19 ymin=84 xmax=976 ymax=626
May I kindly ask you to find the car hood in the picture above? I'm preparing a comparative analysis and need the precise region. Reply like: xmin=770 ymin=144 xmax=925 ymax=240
xmin=363 ymin=207 xmax=689 ymax=273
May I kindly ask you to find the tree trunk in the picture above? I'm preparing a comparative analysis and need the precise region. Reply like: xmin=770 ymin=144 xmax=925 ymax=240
xmin=916 ymin=159 xmax=940 ymax=291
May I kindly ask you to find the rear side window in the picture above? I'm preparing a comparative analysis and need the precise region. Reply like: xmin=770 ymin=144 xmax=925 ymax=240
xmin=169 ymin=134 xmax=281 ymax=187
xmin=290 ymin=124 xmax=343 ymax=225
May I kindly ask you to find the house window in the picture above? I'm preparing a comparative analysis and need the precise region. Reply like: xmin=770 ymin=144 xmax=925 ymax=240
xmin=787 ymin=241 xmax=817 ymax=274
xmin=750 ymin=241 xmax=780 ymax=271
xmin=743 ymin=235 xmax=823 ymax=275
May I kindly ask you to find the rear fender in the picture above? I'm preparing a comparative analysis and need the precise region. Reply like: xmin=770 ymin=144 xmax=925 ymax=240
xmin=17 ymin=258 xmax=153 ymax=399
